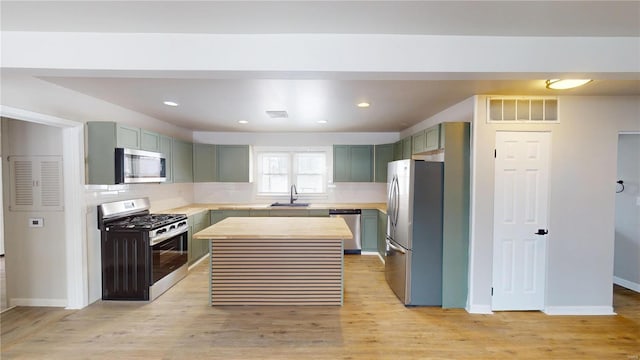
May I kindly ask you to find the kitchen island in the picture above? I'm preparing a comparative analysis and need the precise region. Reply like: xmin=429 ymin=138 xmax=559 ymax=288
xmin=193 ymin=217 xmax=353 ymax=306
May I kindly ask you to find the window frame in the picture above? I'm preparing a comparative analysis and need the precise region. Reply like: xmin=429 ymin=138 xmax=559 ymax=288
xmin=254 ymin=146 xmax=331 ymax=198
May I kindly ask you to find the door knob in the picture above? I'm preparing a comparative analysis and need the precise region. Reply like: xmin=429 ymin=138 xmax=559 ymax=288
xmin=535 ymin=229 xmax=549 ymax=235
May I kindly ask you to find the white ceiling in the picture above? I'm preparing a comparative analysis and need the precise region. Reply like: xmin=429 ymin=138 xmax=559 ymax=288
xmin=2 ymin=1 xmax=640 ymax=133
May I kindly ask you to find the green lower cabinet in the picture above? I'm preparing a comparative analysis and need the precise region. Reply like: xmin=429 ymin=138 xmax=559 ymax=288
xmin=187 ymin=222 xmax=195 ymax=265
xmin=188 ymin=211 xmax=210 ymax=265
xmin=250 ymin=210 xmax=270 ymax=217
xmin=377 ymin=210 xmax=387 ymax=259
xmin=308 ymin=209 xmax=329 ymax=217
xmin=269 ymin=209 xmax=309 ymax=217
xmin=361 ymin=209 xmax=378 ymax=252
xmin=210 ymin=210 xmax=251 ymax=224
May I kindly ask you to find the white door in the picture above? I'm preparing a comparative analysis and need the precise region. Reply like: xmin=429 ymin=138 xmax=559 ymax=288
xmin=492 ymin=131 xmax=550 ymax=311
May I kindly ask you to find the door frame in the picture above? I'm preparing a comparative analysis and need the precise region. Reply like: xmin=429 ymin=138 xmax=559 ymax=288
xmin=0 ymin=105 xmax=88 ymax=309
xmin=491 ymin=130 xmax=551 ymax=311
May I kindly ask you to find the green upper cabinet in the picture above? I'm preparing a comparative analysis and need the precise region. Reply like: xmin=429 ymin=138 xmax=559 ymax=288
xmin=159 ymin=135 xmax=173 ymax=183
xmin=87 ymin=122 xmax=144 ymax=184
xmin=140 ymin=130 xmax=161 ymax=152
xmin=393 ymin=140 xmax=403 ymax=161
xmin=411 ymin=125 xmax=441 ymax=154
xmin=193 ymin=143 xmax=216 ymax=182
xmin=216 ymin=145 xmax=251 ymax=182
xmin=402 ymin=137 xmax=412 ymax=159
xmin=87 ymin=121 xmax=175 ymax=184
xmin=116 ymin=124 xmax=141 ymax=149
xmin=412 ymin=130 xmax=426 ymax=154
xmin=425 ymin=125 xmax=440 ymax=152
xmin=333 ymin=145 xmax=373 ymax=182
xmin=439 ymin=123 xmax=446 ymax=149
xmin=374 ymin=144 xmax=394 ymax=183
xmin=172 ymin=139 xmax=194 ymax=183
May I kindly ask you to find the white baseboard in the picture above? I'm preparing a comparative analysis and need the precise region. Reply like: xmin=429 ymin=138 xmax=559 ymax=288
xmin=466 ymin=304 xmax=493 ymax=314
xmin=10 ymin=298 xmax=67 ymax=308
xmin=614 ymin=276 xmax=640 ymax=293
xmin=360 ymin=251 xmax=379 ymax=256
xmin=544 ymin=306 xmax=616 ymax=316
xmin=188 ymin=253 xmax=209 ymax=270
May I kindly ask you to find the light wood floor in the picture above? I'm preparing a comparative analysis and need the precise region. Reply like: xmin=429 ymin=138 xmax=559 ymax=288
xmin=2 ymin=255 xmax=639 ymax=359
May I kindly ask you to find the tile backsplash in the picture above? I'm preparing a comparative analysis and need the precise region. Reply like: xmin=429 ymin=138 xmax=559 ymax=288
xmin=193 ymin=182 xmax=387 ymax=204
xmin=85 ymin=182 xmax=194 ymax=213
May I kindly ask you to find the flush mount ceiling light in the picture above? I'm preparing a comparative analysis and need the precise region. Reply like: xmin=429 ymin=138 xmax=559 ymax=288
xmin=238 ymin=120 xmax=248 ymax=124
xmin=317 ymin=120 xmax=327 ymax=124
xmin=163 ymin=101 xmax=179 ymax=107
xmin=545 ymin=79 xmax=592 ymax=90
xmin=265 ymin=110 xmax=288 ymax=118
xmin=357 ymin=102 xmax=370 ymax=108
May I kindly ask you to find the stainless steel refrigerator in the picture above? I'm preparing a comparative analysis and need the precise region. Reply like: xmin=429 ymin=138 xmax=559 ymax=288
xmin=385 ymin=159 xmax=443 ymax=306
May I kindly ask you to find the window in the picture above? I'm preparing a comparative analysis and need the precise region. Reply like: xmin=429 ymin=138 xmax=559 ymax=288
xmin=256 ymin=148 xmax=328 ymax=195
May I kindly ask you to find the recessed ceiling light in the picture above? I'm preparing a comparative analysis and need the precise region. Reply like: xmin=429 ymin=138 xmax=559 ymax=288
xmin=545 ymin=79 xmax=592 ymax=90
xmin=238 ymin=120 xmax=249 ymax=124
xmin=163 ymin=101 xmax=179 ymax=107
xmin=357 ymin=102 xmax=370 ymax=108
xmin=317 ymin=120 xmax=327 ymax=124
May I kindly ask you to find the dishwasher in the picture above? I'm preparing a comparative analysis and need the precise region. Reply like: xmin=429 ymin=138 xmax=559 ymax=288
xmin=329 ymin=209 xmax=361 ymax=254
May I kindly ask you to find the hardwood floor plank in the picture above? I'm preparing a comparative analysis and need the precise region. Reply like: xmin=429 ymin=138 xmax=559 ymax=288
xmin=1 ymin=255 xmax=639 ymax=359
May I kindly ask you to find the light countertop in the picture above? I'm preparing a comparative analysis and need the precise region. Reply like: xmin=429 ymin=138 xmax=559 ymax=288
xmin=193 ymin=216 xmax=354 ymax=240
xmin=161 ymin=202 xmax=386 ymax=217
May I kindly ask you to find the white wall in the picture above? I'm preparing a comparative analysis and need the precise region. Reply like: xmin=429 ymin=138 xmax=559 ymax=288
xmin=469 ymin=95 xmax=640 ymax=314
xmin=614 ymin=134 xmax=640 ymax=291
xmin=1 ymin=118 xmax=67 ymax=306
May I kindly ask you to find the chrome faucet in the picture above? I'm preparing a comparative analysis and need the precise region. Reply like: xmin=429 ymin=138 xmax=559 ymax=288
xmin=290 ymin=184 xmax=298 ymax=204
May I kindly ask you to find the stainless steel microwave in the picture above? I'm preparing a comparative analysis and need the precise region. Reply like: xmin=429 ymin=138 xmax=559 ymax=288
xmin=115 ymin=148 xmax=167 ymax=184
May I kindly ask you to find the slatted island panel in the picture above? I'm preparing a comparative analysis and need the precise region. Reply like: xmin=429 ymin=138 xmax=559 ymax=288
xmin=193 ymin=217 xmax=353 ymax=306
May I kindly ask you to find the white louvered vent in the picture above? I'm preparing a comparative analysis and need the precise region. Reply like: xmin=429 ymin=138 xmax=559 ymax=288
xmin=40 ymin=160 xmax=62 ymax=207
xmin=488 ymin=97 xmax=559 ymax=123
xmin=9 ymin=156 xmax=64 ymax=211
xmin=12 ymin=160 xmax=34 ymax=206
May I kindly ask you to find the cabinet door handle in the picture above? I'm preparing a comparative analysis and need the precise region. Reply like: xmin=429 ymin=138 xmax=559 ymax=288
xmin=535 ymin=229 xmax=549 ymax=235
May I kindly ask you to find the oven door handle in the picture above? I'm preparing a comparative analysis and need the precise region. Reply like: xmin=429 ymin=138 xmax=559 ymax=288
xmin=150 ymin=228 xmax=187 ymax=246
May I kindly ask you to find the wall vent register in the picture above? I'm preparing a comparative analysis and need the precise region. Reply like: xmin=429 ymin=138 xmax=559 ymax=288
xmin=8 ymin=156 xmax=63 ymax=211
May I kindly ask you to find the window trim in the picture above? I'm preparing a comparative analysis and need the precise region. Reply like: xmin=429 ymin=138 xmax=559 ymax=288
xmin=254 ymin=146 xmax=331 ymax=199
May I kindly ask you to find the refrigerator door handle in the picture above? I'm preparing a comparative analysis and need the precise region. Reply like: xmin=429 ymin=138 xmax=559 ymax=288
xmin=386 ymin=238 xmax=407 ymax=254
xmin=390 ymin=175 xmax=400 ymax=229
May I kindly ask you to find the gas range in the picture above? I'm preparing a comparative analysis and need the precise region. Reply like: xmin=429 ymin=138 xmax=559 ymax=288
xmin=104 ymin=213 xmax=188 ymax=245
xmin=97 ymin=198 xmax=189 ymax=301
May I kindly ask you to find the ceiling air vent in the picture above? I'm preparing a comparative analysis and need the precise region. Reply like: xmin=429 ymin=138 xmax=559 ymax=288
xmin=487 ymin=97 xmax=559 ymax=123
xmin=265 ymin=110 xmax=288 ymax=119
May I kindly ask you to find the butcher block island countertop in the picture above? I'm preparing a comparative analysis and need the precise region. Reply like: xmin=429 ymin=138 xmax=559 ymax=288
xmin=193 ymin=217 xmax=353 ymax=306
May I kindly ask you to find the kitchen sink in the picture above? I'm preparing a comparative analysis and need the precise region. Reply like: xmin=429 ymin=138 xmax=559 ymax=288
xmin=270 ymin=202 xmax=310 ymax=207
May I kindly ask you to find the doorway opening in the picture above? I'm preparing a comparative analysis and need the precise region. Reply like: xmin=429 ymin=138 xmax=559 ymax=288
xmin=614 ymin=133 xmax=640 ymax=295
xmin=0 ymin=107 xmax=87 ymax=309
